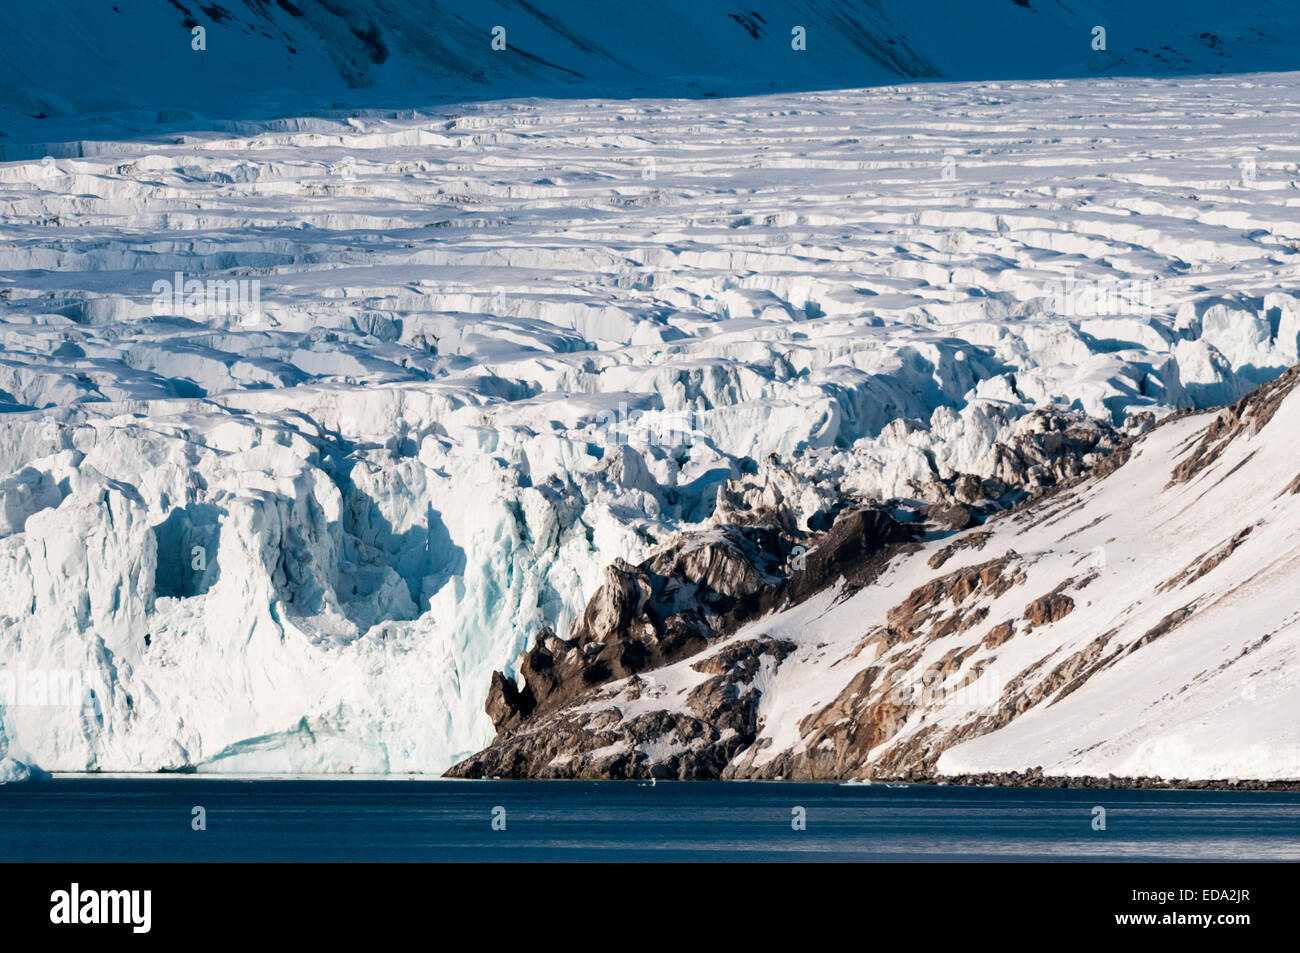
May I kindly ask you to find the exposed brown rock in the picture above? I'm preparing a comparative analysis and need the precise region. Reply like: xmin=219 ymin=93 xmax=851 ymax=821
xmin=1126 ymin=603 xmax=1197 ymax=654
xmin=1168 ymin=364 xmax=1299 ymax=487
xmin=447 ymin=636 xmax=797 ymax=780
xmin=927 ymin=530 xmax=991 ymax=570
xmin=1157 ymin=525 xmax=1254 ymax=592
xmin=1022 ymin=585 xmax=1076 ymax=628
xmin=981 ymin=619 xmax=1017 ymax=649
xmin=887 ymin=553 xmax=1025 ymax=633
xmin=448 ymin=367 xmax=1299 ymax=784
xmin=985 ymin=409 xmax=1124 ymax=493
xmin=919 ymin=502 xmax=978 ymax=531
xmin=481 ymin=504 xmax=915 ymax=735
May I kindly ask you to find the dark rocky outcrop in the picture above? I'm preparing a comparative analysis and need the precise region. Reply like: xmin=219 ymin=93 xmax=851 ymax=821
xmin=448 ymin=636 xmax=798 ymax=779
xmin=1168 ymin=363 xmax=1299 ymax=486
xmin=446 ymin=379 xmax=1293 ymax=782
xmin=480 ymin=504 xmax=917 ymax=737
xmin=449 ymin=405 xmax=1140 ymax=780
xmin=1022 ymin=585 xmax=1076 ymax=628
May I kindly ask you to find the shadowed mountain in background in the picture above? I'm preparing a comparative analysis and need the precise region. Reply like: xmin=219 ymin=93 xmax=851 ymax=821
xmin=2 ymin=0 xmax=1297 ymax=132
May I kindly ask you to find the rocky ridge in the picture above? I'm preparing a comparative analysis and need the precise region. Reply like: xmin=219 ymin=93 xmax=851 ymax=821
xmin=448 ymin=402 xmax=1160 ymax=779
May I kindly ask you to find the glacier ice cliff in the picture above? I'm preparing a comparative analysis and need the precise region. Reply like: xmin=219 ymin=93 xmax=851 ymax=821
xmin=2 ymin=74 xmax=1300 ymax=774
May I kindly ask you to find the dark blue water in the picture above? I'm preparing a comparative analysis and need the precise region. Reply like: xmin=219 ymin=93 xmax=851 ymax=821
xmin=1 ymin=778 xmax=1297 ymax=861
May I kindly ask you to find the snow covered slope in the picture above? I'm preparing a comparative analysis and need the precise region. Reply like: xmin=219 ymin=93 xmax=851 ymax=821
xmin=453 ymin=366 xmax=1300 ymax=782
xmin=2 ymin=0 xmax=1298 ymax=134
xmin=1 ymin=71 xmax=1299 ymax=775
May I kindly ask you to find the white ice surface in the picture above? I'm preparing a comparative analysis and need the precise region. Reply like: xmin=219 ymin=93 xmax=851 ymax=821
xmin=1 ymin=73 xmax=1299 ymax=773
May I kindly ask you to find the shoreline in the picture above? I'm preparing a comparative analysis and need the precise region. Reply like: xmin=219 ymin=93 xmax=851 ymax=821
xmin=900 ymin=772 xmax=1300 ymax=792
xmin=6 ymin=771 xmax=1298 ymax=792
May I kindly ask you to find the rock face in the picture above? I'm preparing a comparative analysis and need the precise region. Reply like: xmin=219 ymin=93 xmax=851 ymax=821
xmin=477 ymin=502 xmax=916 ymax=741
xmin=456 ymin=637 xmax=800 ymax=780
xmin=450 ymin=369 xmax=1300 ymax=782
xmin=454 ymin=441 xmax=1106 ymax=780
xmin=1167 ymin=364 xmax=1299 ymax=486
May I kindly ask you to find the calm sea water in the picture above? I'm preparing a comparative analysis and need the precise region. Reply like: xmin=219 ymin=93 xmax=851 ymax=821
xmin=1 ymin=777 xmax=1297 ymax=862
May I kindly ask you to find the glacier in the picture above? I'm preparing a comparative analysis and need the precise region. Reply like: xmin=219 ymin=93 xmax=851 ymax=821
xmin=2 ymin=67 xmax=1300 ymax=774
